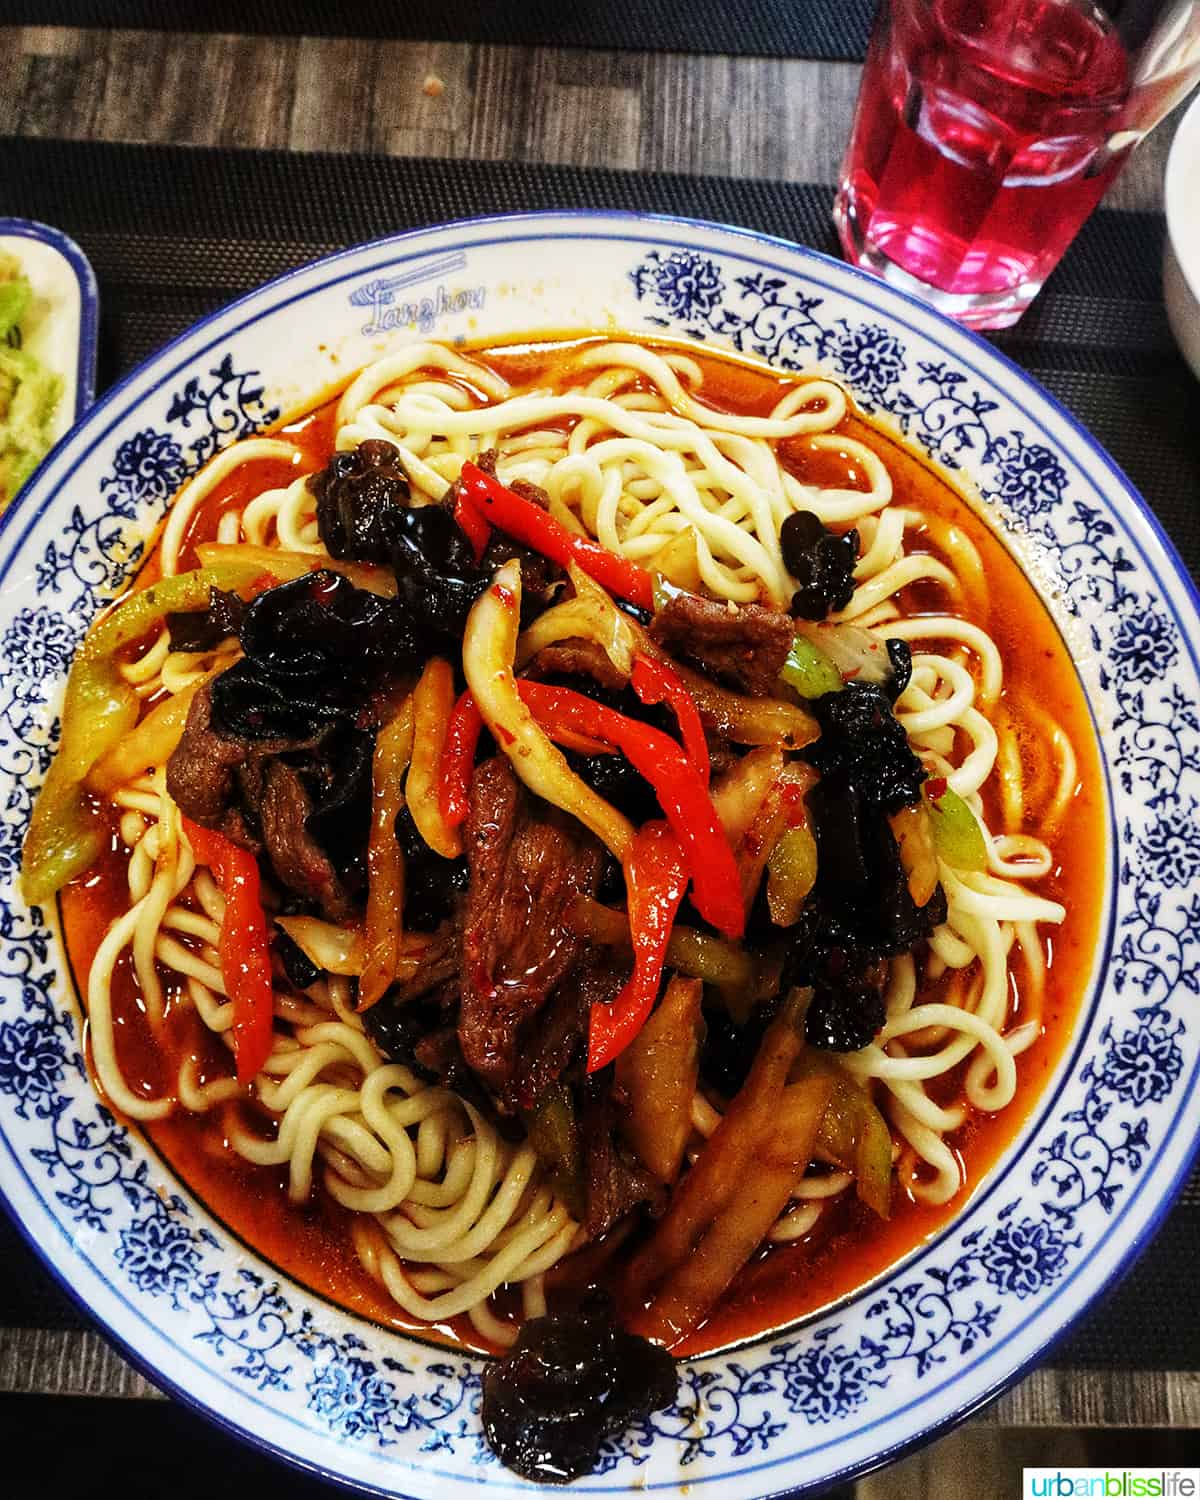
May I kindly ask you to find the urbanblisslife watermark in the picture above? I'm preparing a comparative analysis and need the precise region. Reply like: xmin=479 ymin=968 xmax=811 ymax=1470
xmin=1023 ymin=1470 xmax=1200 ymax=1498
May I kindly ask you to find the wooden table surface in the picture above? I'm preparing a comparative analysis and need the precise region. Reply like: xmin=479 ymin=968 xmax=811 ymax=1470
xmin=0 ymin=18 xmax=1195 ymax=1439
xmin=0 ymin=24 xmax=1182 ymax=205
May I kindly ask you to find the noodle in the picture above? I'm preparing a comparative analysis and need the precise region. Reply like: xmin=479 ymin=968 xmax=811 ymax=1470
xmin=66 ymin=337 xmax=1079 ymax=1343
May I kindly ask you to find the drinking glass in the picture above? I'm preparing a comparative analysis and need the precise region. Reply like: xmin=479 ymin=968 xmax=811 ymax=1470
xmin=835 ymin=0 xmax=1200 ymax=328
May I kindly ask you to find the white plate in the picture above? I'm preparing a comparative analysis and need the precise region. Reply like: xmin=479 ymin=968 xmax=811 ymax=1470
xmin=0 ymin=212 xmax=1197 ymax=1498
xmin=0 ymin=218 xmax=98 ymax=436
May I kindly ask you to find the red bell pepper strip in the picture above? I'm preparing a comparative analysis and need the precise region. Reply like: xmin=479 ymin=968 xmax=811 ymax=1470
xmin=516 ymin=679 xmax=744 ymax=940
xmin=181 ymin=817 xmax=274 ymax=1085
xmin=457 ymin=461 xmax=655 ymax=613
xmin=588 ymin=821 xmax=688 ymax=1073
xmin=631 ymin=652 xmax=709 ymax=786
xmin=440 ymin=689 xmax=485 ymax=829
xmin=453 ymin=491 xmax=492 ymax=562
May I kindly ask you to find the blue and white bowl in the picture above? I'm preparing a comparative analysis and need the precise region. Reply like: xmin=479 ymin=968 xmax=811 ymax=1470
xmin=0 ymin=213 xmax=1197 ymax=1498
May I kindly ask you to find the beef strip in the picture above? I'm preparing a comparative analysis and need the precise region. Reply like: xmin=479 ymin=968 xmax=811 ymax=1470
xmin=479 ymin=483 xmax=563 ymax=611
xmin=166 ymin=681 xmax=353 ymax=918
xmin=506 ymin=956 xmax=627 ymax=1114
xmin=166 ymin=681 xmax=311 ymax=843
xmin=413 ymin=1025 xmax=499 ymax=1121
xmin=706 ymin=734 xmax=741 ymax=780
xmin=648 ymin=592 xmax=795 ymax=696
xmin=256 ymin=760 xmax=356 ymax=921
xmin=580 ymin=1070 xmax=664 ymax=1238
xmin=523 ymin=637 xmax=629 ymax=694
xmin=459 ymin=756 xmax=603 ymax=1092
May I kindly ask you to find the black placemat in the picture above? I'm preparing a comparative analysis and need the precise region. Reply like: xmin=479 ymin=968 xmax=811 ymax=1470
xmin=2 ymin=137 xmax=1198 ymax=1377
xmin=0 ymin=0 xmax=876 ymax=59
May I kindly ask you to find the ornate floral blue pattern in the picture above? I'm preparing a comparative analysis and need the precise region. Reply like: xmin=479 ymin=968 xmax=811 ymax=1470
xmin=0 ymin=232 xmax=1194 ymax=1495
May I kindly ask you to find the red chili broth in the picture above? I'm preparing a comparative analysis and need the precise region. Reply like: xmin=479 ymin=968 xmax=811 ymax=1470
xmin=57 ymin=336 xmax=1105 ymax=1358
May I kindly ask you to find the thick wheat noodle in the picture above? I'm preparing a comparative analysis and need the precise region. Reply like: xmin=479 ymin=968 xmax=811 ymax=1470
xmin=120 ymin=629 xmax=171 ymax=686
xmin=835 ymin=552 xmax=961 ymax=622
xmin=160 ymin=438 xmax=299 ymax=574
xmin=242 ymin=473 xmax=324 ymax=553
xmin=1025 ymin=703 xmax=1080 ymax=832
xmin=853 ymin=506 xmax=908 ymax=580
xmin=913 ymin=507 xmax=988 ymax=613
xmin=889 ymin=1095 xmax=965 ymax=1205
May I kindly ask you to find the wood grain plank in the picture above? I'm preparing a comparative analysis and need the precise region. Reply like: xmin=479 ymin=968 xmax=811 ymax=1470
xmin=288 ymin=36 xmax=381 ymax=155
xmin=368 ymin=41 xmax=474 ymax=160
xmin=528 ymin=49 xmax=644 ymax=171
xmin=0 ymin=46 xmax=32 ymax=136
xmin=88 ymin=29 xmax=174 ymax=143
xmin=464 ymin=43 xmax=548 ymax=162
xmin=859 ymin=1422 xmax=1200 ymax=1500
xmin=17 ymin=27 xmax=107 ymax=140
xmin=527 ymin=67 xmax=642 ymax=170
xmin=994 ymin=1367 xmax=1200 ymax=1428
xmin=13 ymin=47 xmax=95 ymax=140
xmin=0 ymin=1328 xmax=163 ymax=1399
xmin=18 ymin=24 xmax=80 ymax=57
xmin=0 ymin=25 xmax=1180 ymax=213
xmin=212 ymin=35 xmax=299 ymax=151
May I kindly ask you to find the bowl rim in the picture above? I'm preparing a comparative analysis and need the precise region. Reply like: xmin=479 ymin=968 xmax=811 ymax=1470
xmin=1165 ymin=90 xmax=1200 ymax=305
xmin=1 ymin=208 xmax=1198 ymax=1498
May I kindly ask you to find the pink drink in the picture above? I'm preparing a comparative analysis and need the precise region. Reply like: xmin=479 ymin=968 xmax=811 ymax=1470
xmin=835 ymin=0 xmax=1134 ymax=328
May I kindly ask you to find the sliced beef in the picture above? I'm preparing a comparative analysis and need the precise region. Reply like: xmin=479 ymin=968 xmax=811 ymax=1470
xmin=167 ymin=682 xmax=317 ymax=843
xmin=362 ymin=941 xmax=460 ymax=1069
xmin=256 ymin=760 xmax=354 ymax=921
xmin=524 ymin=638 xmax=628 ymax=694
xmin=580 ymin=1070 xmax=664 ymax=1239
xmin=459 ymin=756 xmax=603 ymax=1091
xmin=363 ymin=975 xmax=496 ymax=1122
xmin=167 ymin=682 xmax=367 ymax=919
xmin=507 ymin=958 xmax=626 ymax=1114
xmin=706 ymin=735 xmax=741 ymax=780
xmin=413 ymin=1024 xmax=498 ymax=1120
xmin=649 ymin=593 xmax=794 ymax=696
xmin=386 ymin=932 xmax=462 ymax=1008
xmin=412 ymin=1025 xmax=466 ymax=1081
xmin=439 ymin=443 xmax=498 ymax=512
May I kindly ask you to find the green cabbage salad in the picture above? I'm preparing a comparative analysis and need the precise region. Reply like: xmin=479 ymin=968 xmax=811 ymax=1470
xmin=1 ymin=250 xmax=62 ymax=509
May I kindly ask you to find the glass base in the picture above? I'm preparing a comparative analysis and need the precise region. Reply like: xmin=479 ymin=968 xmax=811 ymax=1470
xmin=833 ymin=186 xmax=1043 ymax=332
